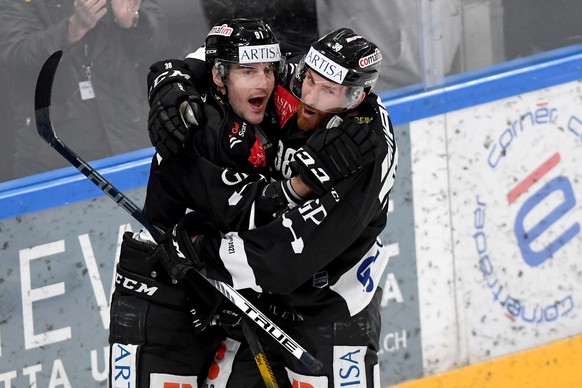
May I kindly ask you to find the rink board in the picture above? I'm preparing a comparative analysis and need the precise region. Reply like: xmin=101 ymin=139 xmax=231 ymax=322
xmin=408 ymin=79 xmax=582 ymax=380
xmin=393 ymin=334 xmax=582 ymax=388
xmin=1 ymin=48 xmax=582 ymax=387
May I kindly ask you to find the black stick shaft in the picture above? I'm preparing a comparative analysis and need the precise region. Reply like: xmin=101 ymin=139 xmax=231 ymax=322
xmin=34 ymin=50 xmax=322 ymax=374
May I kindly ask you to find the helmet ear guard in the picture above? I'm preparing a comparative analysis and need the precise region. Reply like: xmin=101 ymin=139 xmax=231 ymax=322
xmin=210 ymin=60 xmax=228 ymax=90
xmin=215 ymin=60 xmax=227 ymax=79
xmin=349 ymin=88 xmax=364 ymax=105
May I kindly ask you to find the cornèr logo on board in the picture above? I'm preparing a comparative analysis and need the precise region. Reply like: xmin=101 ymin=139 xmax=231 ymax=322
xmin=473 ymin=100 xmax=579 ymax=324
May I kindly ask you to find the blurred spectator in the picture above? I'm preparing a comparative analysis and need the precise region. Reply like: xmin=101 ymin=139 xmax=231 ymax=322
xmin=0 ymin=0 xmax=165 ymax=180
xmin=156 ymin=0 xmax=209 ymax=58
xmin=0 ymin=56 xmax=13 ymax=182
xmin=201 ymin=0 xmax=318 ymax=51
xmin=316 ymin=0 xmax=462 ymax=92
xmin=503 ymin=0 xmax=582 ymax=60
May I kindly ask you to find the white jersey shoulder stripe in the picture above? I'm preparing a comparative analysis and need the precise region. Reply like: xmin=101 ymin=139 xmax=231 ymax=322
xmin=219 ymin=232 xmax=262 ymax=292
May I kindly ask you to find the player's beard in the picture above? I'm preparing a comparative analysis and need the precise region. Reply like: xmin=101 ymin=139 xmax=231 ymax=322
xmin=296 ymin=102 xmax=329 ymax=132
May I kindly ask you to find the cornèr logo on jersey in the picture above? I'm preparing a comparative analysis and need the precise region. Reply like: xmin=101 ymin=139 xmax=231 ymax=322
xmin=208 ymin=24 xmax=233 ymax=36
xmin=359 ymin=48 xmax=382 ymax=68
xmin=304 ymin=47 xmax=348 ymax=85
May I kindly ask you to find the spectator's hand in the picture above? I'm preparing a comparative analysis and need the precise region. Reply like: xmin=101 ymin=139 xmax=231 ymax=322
xmin=73 ymin=0 xmax=107 ymax=31
xmin=148 ymin=60 xmax=205 ymax=158
xmin=111 ymin=0 xmax=141 ymax=28
xmin=292 ymin=116 xmax=378 ymax=196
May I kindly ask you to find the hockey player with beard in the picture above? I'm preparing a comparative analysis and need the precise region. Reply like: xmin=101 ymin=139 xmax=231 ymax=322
xmin=108 ymin=19 xmax=378 ymax=388
xmin=148 ymin=28 xmax=398 ymax=387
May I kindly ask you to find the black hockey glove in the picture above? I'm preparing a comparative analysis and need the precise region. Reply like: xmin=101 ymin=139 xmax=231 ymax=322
xmin=152 ymin=212 xmax=214 ymax=283
xmin=293 ymin=116 xmax=378 ymax=196
xmin=147 ymin=59 xmax=204 ymax=159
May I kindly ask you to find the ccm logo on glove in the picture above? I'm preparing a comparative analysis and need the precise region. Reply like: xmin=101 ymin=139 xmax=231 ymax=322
xmin=294 ymin=149 xmax=331 ymax=184
xmin=171 ymin=226 xmax=187 ymax=259
xmin=150 ymin=68 xmax=192 ymax=92
xmin=115 ymin=273 xmax=158 ymax=296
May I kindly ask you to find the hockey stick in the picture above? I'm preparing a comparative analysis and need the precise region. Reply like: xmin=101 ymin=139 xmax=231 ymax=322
xmin=36 ymin=53 xmax=281 ymax=388
xmin=241 ymin=319 xmax=279 ymax=388
xmin=34 ymin=50 xmax=322 ymax=375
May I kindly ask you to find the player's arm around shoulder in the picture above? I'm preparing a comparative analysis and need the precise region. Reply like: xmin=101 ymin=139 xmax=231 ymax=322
xmin=353 ymin=93 xmax=398 ymax=173
xmin=336 ymin=93 xmax=398 ymax=211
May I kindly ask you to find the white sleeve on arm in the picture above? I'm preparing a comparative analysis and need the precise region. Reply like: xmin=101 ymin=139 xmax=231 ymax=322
xmin=185 ymin=46 xmax=206 ymax=61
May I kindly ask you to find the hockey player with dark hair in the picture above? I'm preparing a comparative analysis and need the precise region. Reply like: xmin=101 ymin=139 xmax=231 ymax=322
xmin=108 ymin=19 xmax=380 ymax=387
xmin=147 ymin=27 xmax=398 ymax=387
xmin=108 ymin=18 xmax=283 ymax=388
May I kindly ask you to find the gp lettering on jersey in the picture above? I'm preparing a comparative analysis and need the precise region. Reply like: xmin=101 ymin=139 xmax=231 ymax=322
xmin=304 ymin=47 xmax=348 ymax=85
xmin=238 ymin=44 xmax=282 ymax=64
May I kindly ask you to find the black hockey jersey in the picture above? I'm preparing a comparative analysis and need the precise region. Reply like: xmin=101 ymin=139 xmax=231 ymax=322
xmin=143 ymin=86 xmax=280 ymax=231
xmin=195 ymin=90 xmax=398 ymax=321
xmin=143 ymin=61 xmax=398 ymax=321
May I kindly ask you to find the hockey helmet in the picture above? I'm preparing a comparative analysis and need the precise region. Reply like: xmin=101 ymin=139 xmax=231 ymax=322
xmin=291 ymin=28 xmax=382 ymax=112
xmin=205 ymin=18 xmax=283 ymax=85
